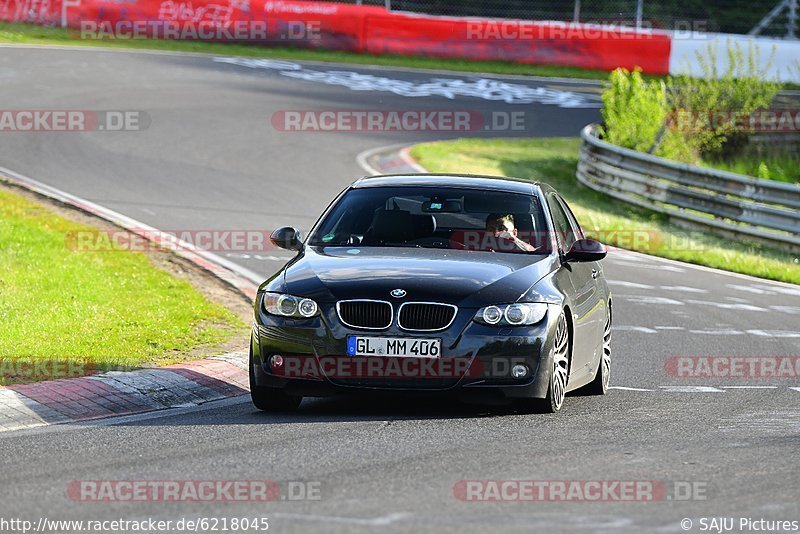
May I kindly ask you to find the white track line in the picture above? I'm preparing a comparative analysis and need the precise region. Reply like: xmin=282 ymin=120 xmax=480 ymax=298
xmin=659 ymin=386 xmax=725 ymax=393
xmin=721 ymin=386 xmax=778 ymax=389
xmin=0 ymin=43 xmax=606 ymax=85
xmin=0 ymin=396 xmax=251 ymax=440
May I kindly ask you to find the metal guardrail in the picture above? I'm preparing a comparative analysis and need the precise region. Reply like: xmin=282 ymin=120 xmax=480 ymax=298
xmin=576 ymin=124 xmax=800 ymax=252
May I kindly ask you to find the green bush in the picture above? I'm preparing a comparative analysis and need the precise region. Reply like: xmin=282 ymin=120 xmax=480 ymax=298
xmin=667 ymin=40 xmax=780 ymax=157
xmin=599 ymin=68 xmax=666 ymax=153
xmin=757 ymin=162 xmax=771 ymax=180
xmin=599 ymin=42 xmax=783 ymax=174
xmin=599 ymin=68 xmax=694 ymax=161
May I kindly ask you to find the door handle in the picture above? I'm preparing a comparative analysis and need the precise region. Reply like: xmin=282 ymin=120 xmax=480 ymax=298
xmin=591 ymin=269 xmax=599 ymax=279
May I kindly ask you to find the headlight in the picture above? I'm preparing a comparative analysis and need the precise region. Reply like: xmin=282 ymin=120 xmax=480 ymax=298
xmin=262 ymin=292 xmax=320 ymax=318
xmin=481 ymin=306 xmax=503 ymax=324
xmin=474 ymin=303 xmax=547 ymax=326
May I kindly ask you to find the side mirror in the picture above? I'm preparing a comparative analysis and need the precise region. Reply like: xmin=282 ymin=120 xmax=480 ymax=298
xmin=564 ymin=238 xmax=606 ymax=263
xmin=270 ymin=227 xmax=303 ymax=251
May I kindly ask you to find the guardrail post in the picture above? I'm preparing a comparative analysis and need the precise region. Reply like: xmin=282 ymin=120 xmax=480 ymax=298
xmin=635 ymin=0 xmax=644 ymax=29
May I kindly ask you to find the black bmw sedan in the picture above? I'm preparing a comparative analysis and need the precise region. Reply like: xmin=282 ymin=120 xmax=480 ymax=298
xmin=251 ymin=174 xmax=612 ymax=413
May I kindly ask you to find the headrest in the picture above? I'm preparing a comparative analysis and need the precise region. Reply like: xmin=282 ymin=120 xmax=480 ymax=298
xmin=369 ymin=209 xmax=414 ymax=242
xmin=368 ymin=210 xmax=437 ymax=243
xmin=511 ymin=213 xmax=535 ymax=232
xmin=412 ymin=213 xmax=437 ymax=237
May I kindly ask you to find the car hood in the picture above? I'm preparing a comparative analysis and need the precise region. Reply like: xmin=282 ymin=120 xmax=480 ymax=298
xmin=274 ymin=246 xmax=557 ymax=307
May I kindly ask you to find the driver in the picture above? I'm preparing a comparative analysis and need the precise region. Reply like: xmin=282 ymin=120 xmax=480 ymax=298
xmin=485 ymin=213 xmax=537 ymax=252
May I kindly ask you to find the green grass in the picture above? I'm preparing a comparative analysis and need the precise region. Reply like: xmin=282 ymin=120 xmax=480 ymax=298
xmin=0 ymin=187 xmax=245 ymax=383
xmin=411 ymin=137 xmax=800 ymax=285
xmin=702 ymin=150 xmax=800 ymax=184
xmin=0 ymin=21 xmax=617 ymax=81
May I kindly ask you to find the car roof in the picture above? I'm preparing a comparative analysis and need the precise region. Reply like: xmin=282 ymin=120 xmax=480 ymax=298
xmin=353 ymin=173 xmax=542 ymax=195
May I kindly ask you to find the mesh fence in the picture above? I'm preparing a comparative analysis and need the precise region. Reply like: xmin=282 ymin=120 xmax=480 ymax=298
xmin=338 ymin=0 xmax=799 ymax=38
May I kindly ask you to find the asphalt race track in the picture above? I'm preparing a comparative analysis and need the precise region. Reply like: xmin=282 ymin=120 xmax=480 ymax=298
xmin=1 ymin=46 xmax=799 ymax=533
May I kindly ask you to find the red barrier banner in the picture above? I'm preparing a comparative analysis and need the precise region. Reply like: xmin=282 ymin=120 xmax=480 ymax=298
xmin=1 ymin=0 xmax=671 ymax=74
xmin=363 ymin=13 xmax=671 ymax=73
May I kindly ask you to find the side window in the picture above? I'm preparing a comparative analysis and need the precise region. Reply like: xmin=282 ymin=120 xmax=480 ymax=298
xmin=557 ymin=195 xmax=584 ymax=241
xmin=546 ymin=193 xmax=577 ymax=253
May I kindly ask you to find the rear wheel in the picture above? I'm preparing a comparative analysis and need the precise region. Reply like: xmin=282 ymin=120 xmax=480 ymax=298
xmin=584 ymin=305 xmax=611 ymax=396
xmin=249 ymin=349 xmax=302 ymax=412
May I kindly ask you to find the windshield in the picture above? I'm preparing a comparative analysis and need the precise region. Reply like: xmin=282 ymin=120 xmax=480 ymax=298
xmin=308 ymin=186 xmax=551 ymax=254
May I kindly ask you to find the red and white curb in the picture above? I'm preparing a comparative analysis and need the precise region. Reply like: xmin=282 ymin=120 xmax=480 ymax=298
xmin=0 ymin=165 xmax=262 ymax=432
xmin=0 ymin=352 xmax=249 ymax=432
xmin=356 ymin=143 xmax=427 ymax=176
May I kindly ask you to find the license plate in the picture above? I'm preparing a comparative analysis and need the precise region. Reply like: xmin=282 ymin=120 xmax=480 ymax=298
xmin=347 ymin=336 xmax=441 ymax=358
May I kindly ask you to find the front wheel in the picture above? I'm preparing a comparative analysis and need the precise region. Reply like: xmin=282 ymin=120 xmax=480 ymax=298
xmin=541 ymin=311 xmax=570 ymax=412
xmin=518 ymin=311 xmax=570 ymax=414
xmin=249 ymin=349 xmax=302 ymax=412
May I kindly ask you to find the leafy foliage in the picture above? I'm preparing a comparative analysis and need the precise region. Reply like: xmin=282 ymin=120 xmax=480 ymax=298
xmin=599 ymin=68 xmax=693 ymax=161
xmin=600 ymin=42 xmax=784 ymax=174
xmin=600 ymin=68 xmax=667 ymax=152
xmin=667 ymin=40 xmax=780 ymax=157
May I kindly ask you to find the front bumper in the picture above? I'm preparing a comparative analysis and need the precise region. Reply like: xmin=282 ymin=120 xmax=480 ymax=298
xmin=251 ymin=303 xmax=561 ymax=401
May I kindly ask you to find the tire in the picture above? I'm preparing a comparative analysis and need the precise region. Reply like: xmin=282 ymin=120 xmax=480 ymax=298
xmin=249 ymin=349 xmax=302 ymax=412
xmin=583 ymin=304 xmax=611 ymax=396
xmin=517 ymin=311 xmax=570 ymax=414
xmin=541 ymin=311 xmax=571 ymax=412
